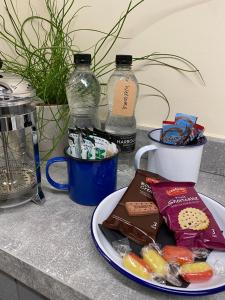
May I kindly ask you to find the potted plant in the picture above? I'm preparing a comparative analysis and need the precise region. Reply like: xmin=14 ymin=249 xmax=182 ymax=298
xmin=0 ymin=0 xmax=202 ymax=159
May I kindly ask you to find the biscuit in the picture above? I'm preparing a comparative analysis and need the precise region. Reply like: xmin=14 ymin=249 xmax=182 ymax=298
xmin=178 ymin=207 xmax=209 ymax=231
xmin=125 ymin=201 xmax=159 ymax=216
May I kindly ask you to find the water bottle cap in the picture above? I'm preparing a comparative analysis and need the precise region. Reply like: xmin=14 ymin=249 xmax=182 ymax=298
xmin=116 ymin=55 xmax=132 ymax=65
xmin=74 ymin=53 xmax=91 ymax=65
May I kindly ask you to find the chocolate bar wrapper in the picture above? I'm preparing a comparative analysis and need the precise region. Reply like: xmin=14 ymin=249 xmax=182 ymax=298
xmin=102 ymin=169 xmax=168 ymax=246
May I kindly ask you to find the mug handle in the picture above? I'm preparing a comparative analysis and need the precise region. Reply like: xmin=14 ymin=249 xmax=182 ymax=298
xmin=134 ymin=145 xmax=158 ymax=169
xmin=46 ymin=157 xmax=69 ymax=191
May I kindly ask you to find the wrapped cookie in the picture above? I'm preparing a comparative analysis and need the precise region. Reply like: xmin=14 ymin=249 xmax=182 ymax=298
xmin=151 ymin=182 xmax=225 ymax=251
xmin=102 ymin=169 xmax=168 ymax=246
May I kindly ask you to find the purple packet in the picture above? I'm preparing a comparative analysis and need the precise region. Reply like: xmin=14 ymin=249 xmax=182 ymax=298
xmin=151 ymin=182 xmax=225 ymax=251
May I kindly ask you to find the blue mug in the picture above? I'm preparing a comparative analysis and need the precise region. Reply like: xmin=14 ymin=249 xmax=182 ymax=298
xmin=46 ymin=148 xmax=118 ymax=206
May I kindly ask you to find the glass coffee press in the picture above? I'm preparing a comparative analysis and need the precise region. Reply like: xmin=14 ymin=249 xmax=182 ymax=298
xmin=0 ymin=73 xmax=45 ymax=208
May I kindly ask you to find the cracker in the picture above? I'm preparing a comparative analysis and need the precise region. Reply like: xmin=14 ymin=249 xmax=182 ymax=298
xmin=125 ymin=201 xmax=159 ymax=216
xmin=178 ymin=207 xmax=209 ymax=231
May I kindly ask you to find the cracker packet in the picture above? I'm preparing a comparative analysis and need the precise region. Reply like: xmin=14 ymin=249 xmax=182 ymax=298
xmin=102 ymin=170 xmax=168 ymax=246
xmin=151 ymin=182 xmax=225 ymax=251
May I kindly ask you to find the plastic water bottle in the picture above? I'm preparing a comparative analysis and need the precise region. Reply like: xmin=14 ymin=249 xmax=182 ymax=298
xmin=66 ymin=53 xmax=101 ymax=129
xmin=105 ymin=55 xmax=139 ymax=169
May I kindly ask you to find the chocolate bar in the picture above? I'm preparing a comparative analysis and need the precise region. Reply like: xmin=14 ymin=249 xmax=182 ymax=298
xmin=102 ymin=169 xmax=168 ymax=246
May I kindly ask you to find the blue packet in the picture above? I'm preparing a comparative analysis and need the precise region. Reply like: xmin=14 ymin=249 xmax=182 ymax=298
xmin=175 ymin=113 xmax=197 ymax=128
xmin=161 ymin=114 xmax=200 ymax=145
xmin=161 ymin=123 xmax=187 ymax=145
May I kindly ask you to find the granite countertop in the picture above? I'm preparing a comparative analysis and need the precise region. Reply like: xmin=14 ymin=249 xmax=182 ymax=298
xmin=0 ymin=166 xmax=225 ymax=300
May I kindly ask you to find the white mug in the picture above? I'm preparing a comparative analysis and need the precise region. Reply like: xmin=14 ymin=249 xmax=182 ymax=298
xmin=134 ymin=128 xmax=207 ymax=183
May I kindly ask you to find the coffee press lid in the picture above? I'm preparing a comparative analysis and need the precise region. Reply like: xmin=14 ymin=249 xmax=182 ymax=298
xmin=0 ymin=72 xmax=35 ymax=101
xmin=0 ymin=72 xmax=37 ymax=116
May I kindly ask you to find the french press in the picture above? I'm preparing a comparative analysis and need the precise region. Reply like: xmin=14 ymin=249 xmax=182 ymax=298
xmin=0 ymin=73 xmax=45 ymax=208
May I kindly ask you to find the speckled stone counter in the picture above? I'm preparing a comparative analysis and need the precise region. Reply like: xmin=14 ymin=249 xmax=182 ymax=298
xmin=0 ymin=165 xmax=225 ymax=300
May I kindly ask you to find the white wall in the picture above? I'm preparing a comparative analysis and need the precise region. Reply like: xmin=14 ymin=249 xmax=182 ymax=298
xmin=1 ymin=0 xmax=224 ymax=139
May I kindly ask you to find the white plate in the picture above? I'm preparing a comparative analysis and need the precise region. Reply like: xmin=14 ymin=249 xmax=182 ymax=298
xmin=91 ymin=188 xmax=225 ymax=296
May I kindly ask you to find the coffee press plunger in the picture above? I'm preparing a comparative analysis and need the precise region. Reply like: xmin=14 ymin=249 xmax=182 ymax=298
xmin=0 ymin=74 xmax=45 ymax=208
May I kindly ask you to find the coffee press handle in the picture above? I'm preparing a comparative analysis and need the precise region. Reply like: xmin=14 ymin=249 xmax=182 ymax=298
xmin=134 ymin=145 xmax=158 ymax=169
xmin=46 ymin=157 xmax=69 ymax=191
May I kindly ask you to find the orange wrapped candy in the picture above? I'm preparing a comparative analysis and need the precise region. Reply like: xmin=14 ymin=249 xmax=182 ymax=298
xmin=180 ymin=262 xmax=213 ymax=283
xmin=162 ymin=245 xmax=194 ymax=265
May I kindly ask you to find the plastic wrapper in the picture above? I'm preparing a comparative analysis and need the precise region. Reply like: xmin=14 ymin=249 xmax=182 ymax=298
xmin=142 ymin=245 xmax=168 ymax=277
xmin=113 ymin=240 xmax=183 ymax=286
xmin=151 ymin=181 xmax=225 ymax=251
xmin=68 ymin=127 xmax=118 ymax=159
xmin=213 ymin=259 xmax=225 ymax=276
xmin=209 ymin=258 xmax=225 ymax=277
xmin=180 ymin=262 xmax=213 ymax=283
xmin=175 ymin=113 xmax=197 ymax=128
xmin=111 ymin=238 xmax=213 ymax=286
xmin=142 ymin=244 xmax=183 ymax=286
xmin=102 ymin=170 xmax=167 ymax=246
xmin=112 ymin=238 xmax=152 ymax=280
xmin=162 ymin=245 xmax=210 ymax=265
xmin=189 ymin=124 xmax=205 ymax=143
xmin=112 ymin=238 xmax=131 ymax=257
xmin=161 ymin=122 xmax=187 ymax=145
xmin=160 ymin=113 xmax=204 ymax=145
xmin=122 ymin=252 xmax=152 ymax=280
xmin=162 ymin=245 xmax=195 ymax=265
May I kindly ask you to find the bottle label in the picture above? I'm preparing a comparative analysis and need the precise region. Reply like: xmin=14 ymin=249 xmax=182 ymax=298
xmin=108 ymin=133 xmax=136 ymax=152
xmin=112 ymin=78 xmax=137 ymax=117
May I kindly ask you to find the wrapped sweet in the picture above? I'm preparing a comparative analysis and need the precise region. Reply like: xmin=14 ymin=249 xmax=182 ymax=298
xmin=162 ymin=245 xmax=194 ymax=265
xmin=123 ymin=252 xmax=152 ymax=279
xmin=142 ymin=246 xmax=168 ymax=277
xmin=180 ymin=262 xmax=213 ymax=283
xmin=162 ymin=245 xmax=209 ymax=265
xmin=141 ymin=244 xmax=183 ymax=287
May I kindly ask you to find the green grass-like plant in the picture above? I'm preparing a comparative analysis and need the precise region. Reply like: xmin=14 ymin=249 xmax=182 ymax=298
xmin=0 ymin=0 xmax=202 ymax=158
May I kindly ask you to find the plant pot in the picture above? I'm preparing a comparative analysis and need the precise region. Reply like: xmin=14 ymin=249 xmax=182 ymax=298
xmin=36 ymin=105 xmax=69 ymax=160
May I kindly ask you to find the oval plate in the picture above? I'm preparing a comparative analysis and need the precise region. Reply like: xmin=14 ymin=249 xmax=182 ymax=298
xmin=91 ymin=188 xmax=225 ymax=296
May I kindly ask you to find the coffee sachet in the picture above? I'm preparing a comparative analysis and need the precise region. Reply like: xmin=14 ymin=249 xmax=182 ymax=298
xmin=102 ymin=169 xmax=168 ymax=246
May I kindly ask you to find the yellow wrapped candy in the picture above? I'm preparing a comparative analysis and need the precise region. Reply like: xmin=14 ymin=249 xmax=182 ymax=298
xmin=123 ymin=252 xmax=152 ymax=280
xmin=142 ymin=247 xmax=168 ymax=277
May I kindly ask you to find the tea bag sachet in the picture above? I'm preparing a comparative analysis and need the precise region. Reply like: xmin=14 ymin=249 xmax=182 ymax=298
xmin=68 ymin=128 xmax=118 ymax=159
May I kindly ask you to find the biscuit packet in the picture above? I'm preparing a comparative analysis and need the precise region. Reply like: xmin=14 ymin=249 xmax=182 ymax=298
xmin=175 ymin=113 xmax=197 ymax=128
xmin=102 ymin=170 xmax=168 ymax=246
xmin=151 ymin=182 xmax=225 ymax=251
xmin=161 ymin=122 xmax=187 ymax=145
xmin=160 ymin=113 xmax=202 ymax=145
